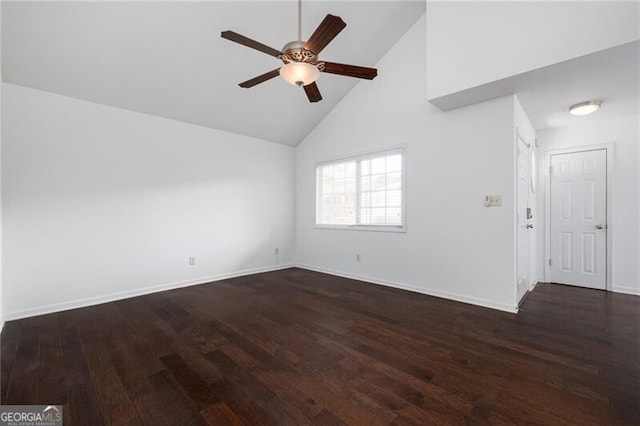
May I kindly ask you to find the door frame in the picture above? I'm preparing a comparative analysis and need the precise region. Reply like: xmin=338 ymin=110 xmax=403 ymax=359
xmin=543 ymin=143 xmax=614 ymax=289
xmin=516 ymin=130 xmax=533 ymax=302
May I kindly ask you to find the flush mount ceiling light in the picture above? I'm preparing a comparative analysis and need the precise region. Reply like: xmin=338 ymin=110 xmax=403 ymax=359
xmin=569 ymin=100 xmax=601 ymax=116
xmin=220 ymin=0 xmax=377 ymax=103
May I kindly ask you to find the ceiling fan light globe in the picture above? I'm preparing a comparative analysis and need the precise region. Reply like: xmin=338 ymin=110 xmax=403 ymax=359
xmin=280 ymin=62 xmax=319 ymax=87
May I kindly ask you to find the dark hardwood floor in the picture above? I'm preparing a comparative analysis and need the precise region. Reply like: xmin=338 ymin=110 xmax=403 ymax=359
xmin=1 ymin=268 xmax=639 ymax=425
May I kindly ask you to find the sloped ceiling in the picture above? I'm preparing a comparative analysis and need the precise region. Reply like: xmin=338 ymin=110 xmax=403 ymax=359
xmin=430 ymin=41 xmax=639 ymax=131
xmin=2 ymin=1 xmax=426 ymax=146
xmin=515 ymin=41 xmax=639 ymax=131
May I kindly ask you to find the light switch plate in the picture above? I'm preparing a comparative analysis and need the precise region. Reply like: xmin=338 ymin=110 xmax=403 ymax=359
xmin=485 ymin=195 xmax=502 ymax=207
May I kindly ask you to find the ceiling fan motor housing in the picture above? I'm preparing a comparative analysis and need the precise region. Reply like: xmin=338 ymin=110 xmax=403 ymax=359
xmin=279 ymin=41 xmax=319 ymax=65
xmin=278 ymin=41 xmax=325 ymax=86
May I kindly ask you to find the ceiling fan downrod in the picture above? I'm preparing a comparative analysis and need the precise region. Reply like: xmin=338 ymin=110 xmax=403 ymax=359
xmin=278 ymin=0 xmax=322 ymax=76
xmin=298 ymin=0 xmax=302 ymax=42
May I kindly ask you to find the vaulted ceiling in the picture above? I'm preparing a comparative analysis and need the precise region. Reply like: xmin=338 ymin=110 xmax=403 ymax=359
xmin=2 ymin=1 xmax=426 ymax=147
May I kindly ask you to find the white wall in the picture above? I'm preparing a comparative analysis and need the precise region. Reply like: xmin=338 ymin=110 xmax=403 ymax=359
xmin=296 ymin=15 xmax=520 ymax=312
xmin=426 ymin=1 xmax=640 ymax=100
xmin=2 ymin=83 xmax=296 ymax=319
xmin=536 ymin=114 xmax=640 ymax=294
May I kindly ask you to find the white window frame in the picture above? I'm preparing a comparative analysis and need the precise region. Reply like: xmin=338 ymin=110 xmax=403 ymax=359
xmin=315 ymin=147 xmax=407 ymax=233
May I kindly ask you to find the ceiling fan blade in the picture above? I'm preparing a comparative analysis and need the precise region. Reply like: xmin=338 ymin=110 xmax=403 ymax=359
xmin=238 ymin=69 xmax=281 ymax=88
xmin=304 ymin=14 xmax=346 ymax=55
xmin=321 ymin=61 xmax=378 ymax=80
xmin=303 ymin=82 xmax=322 ymax=103
xmin=221 ymin=31 xmax=282 ymax=58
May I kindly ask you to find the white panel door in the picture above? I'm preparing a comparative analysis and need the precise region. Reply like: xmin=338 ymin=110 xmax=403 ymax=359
xmin=516 ymin=137 xmax=531 ymax=302
xmin=550 ymin=150 xmax=606 ymax=289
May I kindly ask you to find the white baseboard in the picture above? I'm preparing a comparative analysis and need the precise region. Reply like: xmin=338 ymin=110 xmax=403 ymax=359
xmin=3 ymin=263 xmax=294 ymax=322
xmin=5 ymin=265 xmax=632 ymax=323
xmin=296 ymin=263 xmax=519 ymax=314
xmin=612 ymin=285 xmax=640 ymax=296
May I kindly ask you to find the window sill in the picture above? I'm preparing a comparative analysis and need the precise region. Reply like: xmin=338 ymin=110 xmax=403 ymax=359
xmin=314 ymin=224 xmax=407 ymax=233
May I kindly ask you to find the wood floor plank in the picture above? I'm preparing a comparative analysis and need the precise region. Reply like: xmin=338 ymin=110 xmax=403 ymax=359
xmin=83 ymin=340 xmax=140 ymax=426
xmin=130 ymin=393 xmax=172 ymax=426
xmin=4 ymin=317 xmax=40 ymax=405
xmin=58 ymin=312 xmax=105 ymax=426
xmin=159 ymin=353 xmax=221 ymax=409
xmin=313 ymin=409 xmax=349 ymax=425
xmin=1 ymin=269 xmax=638 ymax=424
xmin=254 ymin=366 xmax=325 ymax=419
xmin=36 ymin=314 xmax=66 ymax=406
xmin=260 ymin=396 xmax=315 ymax=426
xmin=147 ymin=370 xmax=207 ymax=425
xmin=200 ymin=401 xmax=244 ymax=426
xmin=0 ymin=320 xmax=22 ymax=404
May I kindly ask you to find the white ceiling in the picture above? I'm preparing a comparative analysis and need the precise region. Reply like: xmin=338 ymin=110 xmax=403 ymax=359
xmin=429 ymin=40 xmax=639 ymax=132
xmin=2 ymin=1 xmax=425 ymax=146
xmin=515 ymin=41 xmax=639 ymax=131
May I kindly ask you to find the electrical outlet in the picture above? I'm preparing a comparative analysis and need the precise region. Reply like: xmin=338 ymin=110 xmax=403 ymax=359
xmin=189 ymin=256 xmax=196 ymax=266
xmin=356 ymin=254 xmax=361 ymax=262
xmin=274 ymin=248 xmax=279 ymax=255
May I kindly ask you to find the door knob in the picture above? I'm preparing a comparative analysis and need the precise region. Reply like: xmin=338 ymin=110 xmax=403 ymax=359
xmin=526 ymin=224 xmax=533 ymax=229
xmin=595 ymin=224 xmax=606 ymax=229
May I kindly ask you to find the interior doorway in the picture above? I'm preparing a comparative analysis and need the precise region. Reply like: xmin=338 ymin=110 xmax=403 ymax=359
xmin=548 ymin=149 xmax=607 ymax=290
xmin=516 ymin=134 xmax=533 ymax=302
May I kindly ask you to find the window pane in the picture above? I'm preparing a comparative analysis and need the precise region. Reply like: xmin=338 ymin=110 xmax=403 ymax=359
xmin=322 ymin=167 xmax=333 ymax=180
xmin=387 ymin=172 xmax=401 ymax=189
xmin=371 ymin=191 xmax=386 ymax=207
xmin=360 ymin=208 xmax=371 ymax=224
xmin=371 ymin=174 xmax=386 ymax=191
xmin=371 ymin=208 xmax=386 ymax=224
xmin=360 ymin=176 xmax=371 ymax=191
xmin=361 ymin=191 xmax=370 ymax=207
xmin=322 ymin=180 xmax=333 ymax=194
xmin=387 ymin=154 xmax=402 ymax=172
xmin=317 ymin=162 xmax=357 ymax=225
xmin=386 ymin=207 xmax=401 ymax=224
xmin=371 ymin=157 xmax=386 ymax=174
xmin=345 ymin=162 xmax=356 ymax=178
xmin=386 ymin=190 xmax=401 ymax=207
xmin=336 ymin=179 xmax=355 ymax=194
xmin=344 ymin=178 xmax=356 ymax=192
xmin=361 ymin=159 xmax=370 ymax=175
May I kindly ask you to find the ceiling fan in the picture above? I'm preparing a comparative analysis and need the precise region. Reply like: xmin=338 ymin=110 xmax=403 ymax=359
xmin=221 ymin=0 xmax=378 ymax=103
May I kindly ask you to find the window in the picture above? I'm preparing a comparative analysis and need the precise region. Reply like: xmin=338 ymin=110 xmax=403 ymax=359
xmin=316 ymin=148 xmax=405 ymax=230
